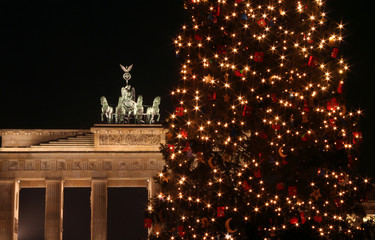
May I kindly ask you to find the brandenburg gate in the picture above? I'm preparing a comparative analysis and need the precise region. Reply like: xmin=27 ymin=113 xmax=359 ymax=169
xmin=0 ymin=124 xmax=165 ymax=240
xmin=0 ymin=64 xmax=165 ymax=240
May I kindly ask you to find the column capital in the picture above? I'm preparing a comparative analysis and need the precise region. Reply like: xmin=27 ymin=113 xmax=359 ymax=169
xmin=45 ymin=178 xmax=64 ymax=183
xmin=0 ymin=179 xmax=19 ymax=184
xmin=91 ymin=178 xmax=108 ymax=183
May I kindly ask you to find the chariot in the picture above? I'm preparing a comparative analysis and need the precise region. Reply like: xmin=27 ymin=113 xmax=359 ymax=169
xmin=100 ymin=64 xmax=161 ymax=124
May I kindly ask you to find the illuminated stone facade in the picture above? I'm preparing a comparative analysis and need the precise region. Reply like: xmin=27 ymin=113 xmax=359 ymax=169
xmin=0 ymin=124 xmax=165 ymax=240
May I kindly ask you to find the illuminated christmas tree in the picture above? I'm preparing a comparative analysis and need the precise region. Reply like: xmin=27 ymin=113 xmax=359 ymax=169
xmin=147 ymin=0 xmax=373 ymax=239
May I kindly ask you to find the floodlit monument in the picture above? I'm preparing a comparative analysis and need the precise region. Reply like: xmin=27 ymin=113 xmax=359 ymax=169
xmin=0 ymin=65 xmax=164 ymax=240
xmin=0 ymin=65 xmax=374 ymax=240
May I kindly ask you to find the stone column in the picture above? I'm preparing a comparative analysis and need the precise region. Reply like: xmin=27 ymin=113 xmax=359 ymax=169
xmin=44 ymin=180 xmax=63 ymax=240
xmin=0 ymin=180 xmax=19 ymax=240
xmin=147 ymin=178 xmax=157 ymax=199
xmin=91 ymin=179 xmax=107 ymax=240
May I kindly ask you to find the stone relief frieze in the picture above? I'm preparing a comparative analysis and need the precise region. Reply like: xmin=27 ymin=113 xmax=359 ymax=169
xmin=72 ymin=161 xmax=82 ymax=170
xmin=57 ymin=160 xmax=66 ymax=170
xmin=89 ymin=161 xmax=98 ymax=170
xmin=99 ymin=134 xmax=160 ymax=146
xmin=103 ymin=161 xmax=112 ymax=170
xmin=25 ymin=161 xmax=35 ymax=171
xmin=148 ymin=160 xmax=158 ymax=170
xmin=119 ymin=160 xmax=143 ymax=170
xmin=119 ymin=161 xmax=127 ymax=170
xmin=8 ymin=160 xmax=19 ymax=171
xmin=41 ymin=161 xmax=53 ymax=171
xmin=2 ymin=158 xmax=162 ymax=172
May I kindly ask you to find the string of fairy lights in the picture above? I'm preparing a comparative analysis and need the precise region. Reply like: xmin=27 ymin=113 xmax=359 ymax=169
xmin=148 ymin=0 xmax=370 ymax=239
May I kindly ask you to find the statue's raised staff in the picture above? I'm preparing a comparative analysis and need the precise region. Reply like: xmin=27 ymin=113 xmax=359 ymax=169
xmin=120 ymin=64 xmax=133 ymax=85
xmin=100 ymin=96 xmax=113 ymax=124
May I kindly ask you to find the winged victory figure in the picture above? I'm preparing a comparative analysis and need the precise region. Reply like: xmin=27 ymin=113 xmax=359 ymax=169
xmin=120 ymin=64 xmax=133 ymax=85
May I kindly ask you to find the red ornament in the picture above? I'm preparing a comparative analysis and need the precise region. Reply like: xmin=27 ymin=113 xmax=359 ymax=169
xmin=213 ymin=6 xmax=220 ymax=16
xmin=272 ymin=124 xmax=281 ymax=130
xmin=303 ymin=100 xmax=309 ymax=112
xmin=327 ymin=101 xmax=332 ymax=111
xmin=182 ymin=143 xmax=190 ymax=152
xmin=178 ymin=226 xmax=185 ymax=237
xmin=144 ymin=218 xmax=152 ymax=228
xmin=194 ymin=34 xmax=203 ymax=41
xmin=208 ymin=90 xmax=216 ymax=100
xmin=217 ymin=45 xmax=227 ymax=54
xmin=352 ymin=132 xmax=362 ymax=144
xmin=272 ymin=93 xmax=277 ymax=103
xmin=259 ymin=131 xmax=268 ymax=139
xmin=243 ymin=180 xmax=251 ymax=191
xmin=308 ymin=56 xmax=319 ymax=67
xmin=327 ymin=98 xmax=338 ymax=111
xmin=167 ymin=144 xmax=175 ymax=152
xmin=276 ymin=182 xmax=285 ymax=191
xmin=314 ymin=215 xmax=323 ymax=223
xmin=288 ymin=186 xmax=297 ymax=196
xmin=337 ymin=82 xmax=343 ymax=94
xmin=217 ymin=207 xmax=225 ymax=217
xmin=331 ymin=48 xmax=339 ymax=58
xmin=301 ymin=133 xmax=308 ymax=141
xmin=257 ymin=18 xmax=267 ymax=27
xmin=243 ymin=105 xmax=252 ymax=117
xmin=254 ymin=169 xmax=261 ymax=178
xmin=234 ymin=69 xmax=244 ymax=77
xmin=175 ymin=107 xmax=184 ymax=116
xmin=181 ymin=129 xmax=188 ymax=138
xmin=254 ymin=52 xmax=264 ymax=62
xmin=331 ymin=98 xmax=338 ymax=108
xmin=289 ymin=217 xmax=298 ymax=225
xmin=300 ymin=212 xmax=306 ymax=224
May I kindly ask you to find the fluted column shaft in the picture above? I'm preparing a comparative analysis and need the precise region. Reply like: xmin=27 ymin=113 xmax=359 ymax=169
xmin=44 ymin=180 xmax=63 ymax=240
xmin=91 ymin=179 xmax=107 ymax=240
xmin=0 ymin=180 xmax=19 ymax=240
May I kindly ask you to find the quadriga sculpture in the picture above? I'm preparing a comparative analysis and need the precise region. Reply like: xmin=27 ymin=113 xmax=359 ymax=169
xmin=134 ymin=95 xmax=144 ymax=123
xmin=146 ymin=96 xmax=161 ymax=124
xmin=121 ymin=85 xmax=136 ymax=120
xmin=100 ymin=96 xmax=113 ymax=124
xmin=115 ymin=96 xmax=126 ymax=124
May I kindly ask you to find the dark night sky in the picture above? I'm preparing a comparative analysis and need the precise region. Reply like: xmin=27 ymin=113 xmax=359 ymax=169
xmin=0 ymin=0 xmax=374 ymax=239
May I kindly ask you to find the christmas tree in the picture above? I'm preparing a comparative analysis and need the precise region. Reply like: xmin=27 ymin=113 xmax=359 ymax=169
xmin=147 ymin=0 xmax=373 ymax=239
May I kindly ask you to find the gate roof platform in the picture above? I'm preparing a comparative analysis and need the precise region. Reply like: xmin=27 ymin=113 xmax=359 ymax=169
xmin=0 ymin=125 xmax=165 ymax=189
